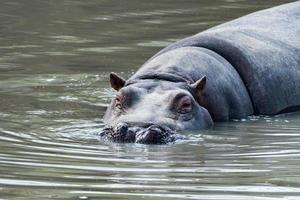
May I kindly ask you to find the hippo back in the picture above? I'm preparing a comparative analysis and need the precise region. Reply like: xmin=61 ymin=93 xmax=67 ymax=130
xmin=151 ymin=1 xmax=300 ymax=115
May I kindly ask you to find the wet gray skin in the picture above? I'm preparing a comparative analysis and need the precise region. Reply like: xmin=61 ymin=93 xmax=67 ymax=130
xmin=100 ymin=77 xmax=213 ymax=144
xmin=100 ymin=2 xmax=300 ymax=144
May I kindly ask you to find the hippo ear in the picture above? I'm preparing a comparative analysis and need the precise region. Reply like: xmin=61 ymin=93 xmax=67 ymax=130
xmin=191 ymin=76 xmax=207 ymax=93
xmin=110 ymin=72 xmax=126 ymax=91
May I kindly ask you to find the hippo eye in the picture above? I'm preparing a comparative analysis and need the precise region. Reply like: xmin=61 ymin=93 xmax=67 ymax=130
xmin=115 ymin=102 xmax=122 ymax=110
xmin=177 ymin=96 xmax=192 ymax=114
xmin=115 ymin=96 xmax=124 ymax=110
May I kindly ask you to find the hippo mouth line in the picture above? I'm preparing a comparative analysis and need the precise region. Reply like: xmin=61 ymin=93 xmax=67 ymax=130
xmin=99 ymin=123 xmax=179 ymax=144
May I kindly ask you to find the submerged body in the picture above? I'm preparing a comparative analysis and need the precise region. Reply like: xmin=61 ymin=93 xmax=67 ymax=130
xmin=101 ymin=2 xmax=300 ymax=144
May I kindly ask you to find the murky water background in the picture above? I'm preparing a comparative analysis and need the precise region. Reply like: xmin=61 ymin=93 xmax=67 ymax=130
xmin=0 ymin=0 xmax=299 ymax=199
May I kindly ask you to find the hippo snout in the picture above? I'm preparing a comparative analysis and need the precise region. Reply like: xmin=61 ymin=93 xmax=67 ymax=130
xmin=99 ymin=122 xmax=178 ymax=144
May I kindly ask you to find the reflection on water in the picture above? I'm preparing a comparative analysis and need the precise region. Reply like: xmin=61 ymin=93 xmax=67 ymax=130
xmin=0 ymin=0 xmax=299 ymax=199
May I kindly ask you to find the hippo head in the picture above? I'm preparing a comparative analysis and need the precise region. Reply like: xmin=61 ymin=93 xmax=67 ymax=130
xmin=100 ymin=72 xmax=213 ymax=144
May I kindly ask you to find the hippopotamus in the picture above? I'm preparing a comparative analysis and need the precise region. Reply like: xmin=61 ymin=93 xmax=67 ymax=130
xmin=100 ymin=2 xmax=300 ymax=144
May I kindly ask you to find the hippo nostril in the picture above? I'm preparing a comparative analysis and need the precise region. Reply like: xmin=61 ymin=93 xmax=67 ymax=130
xmin=147 ymin=125 xmax=163 ymax=134
xmin=98 ymin=122 xmax=133 ymax=143
xmin=98 ymin=127 xmax=112 ymax=137
xmin=134 ymin=124 xmax=176 ymax=144
xmin=113 ymin=122 xmax=128 ymax=134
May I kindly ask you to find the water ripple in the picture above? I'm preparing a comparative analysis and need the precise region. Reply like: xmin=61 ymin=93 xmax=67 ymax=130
xmin=0 ymin=0 xmax=299 ymax=199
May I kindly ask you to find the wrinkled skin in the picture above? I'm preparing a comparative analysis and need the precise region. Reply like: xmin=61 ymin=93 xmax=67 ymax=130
xmin=100 ymin=78 xmax=213 ymax=144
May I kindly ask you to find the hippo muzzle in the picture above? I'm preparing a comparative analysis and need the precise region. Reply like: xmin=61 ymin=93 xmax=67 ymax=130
xmin=99 ymin=122 xmax=178 ymax=144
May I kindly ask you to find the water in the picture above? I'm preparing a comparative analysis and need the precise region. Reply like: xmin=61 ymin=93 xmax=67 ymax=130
xmin=0 ymin=0 xmax=299 ymax=199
